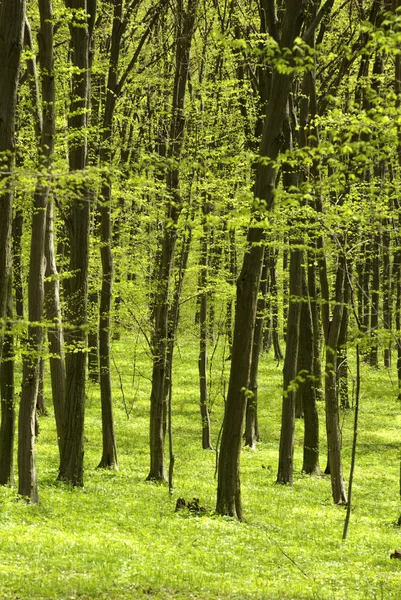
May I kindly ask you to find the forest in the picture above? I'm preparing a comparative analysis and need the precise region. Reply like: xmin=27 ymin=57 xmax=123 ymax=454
xmin=1 ymin=0 xmax=401 ymax=598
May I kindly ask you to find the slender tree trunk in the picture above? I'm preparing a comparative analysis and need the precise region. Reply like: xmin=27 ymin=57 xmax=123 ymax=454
xmin=88 ymin=291 xmax=99 ymax=382
xmin=300 ymin=273 xmax=321 ymax=475
xmin=199 ymin=201 xmax=213 ymax=450
xmin=216 ymin=0 xmax=307 ymax=519
xmin=37 ymin=0 xmax=65 ymax=452
xmin=12 ymin=210 xmax=24 ymax=320
xmin=59 ymin=0 xmax=95 ymax=486
xmin=325 ymin=258 xmax=347 ymax=504
xmin=277 ymin=100 xmax=303 ymax=484
xmin=245 ymin=251 xmax=268 ymax=448
xmin=98 ymin=176 xmax=118 ymax=468
xmin=0 ymin=281 xmax=15 ymax=486
xmin=382 ymin=219 xmax=391 ymax=367
xmin=18 ymin=9 xmax=54 ymax=503
xmin=269 ymin=247 xmax=283 ymax=361
xmin=96 ymin=0 xmax=130 ymax=470
xmin=277 ymin=240 xmax=303 ymax=484
xmin=0 ymin=0 xmax=26 ymax=358
xmin=44 ymin=201 xmax=66 ymax=451
xmin=369 ymin=231 xmax=381 ymax=367
xmin=148 ymin=0 xmax=198 ymax=481
xmin=337 ymin=272 xmax=350 ymax=409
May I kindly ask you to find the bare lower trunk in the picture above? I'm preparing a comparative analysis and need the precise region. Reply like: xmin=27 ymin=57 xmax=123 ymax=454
xmin=88 ymin=291 xmax=99 ymax=382
xmin=44 ymin=201 xmax=65 ymax=451
xmin=216 ymin=0 xmax=307 ymax=519
xmin=0 ymin=283 xmax=15 ymax=486
xmin=199 ymin=202 xmax=213 ymax=450
xmin=18 ymin=180 xmax=48 ymax=502
xmin=98 ymin=181 xmax=118 ymax=469
xmin=277 ymin=244 xmax=302 ymax=484
xmin=300 ymin=274 xmax=320 ymax=475
xmin=0 ymin=0 xmax=26 ymax=355
xmin=325 ymin=260 xmax=347 ymax=504
xmin=245 ymin=252 xmax=268 ymax=448
xmin=58 ymin=0 xmax=94 ymax=487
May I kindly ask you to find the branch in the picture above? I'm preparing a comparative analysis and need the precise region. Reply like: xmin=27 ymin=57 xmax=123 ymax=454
xmin=302 ymin=0 xmax=334 ymax=44
xmin=115 ymin=0 xmax=168 ymax=97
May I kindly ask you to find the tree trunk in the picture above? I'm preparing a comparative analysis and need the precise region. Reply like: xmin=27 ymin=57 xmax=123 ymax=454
xmin=245 ymin=251 xmax=268 ymax=448
xmin=18 ymin=173 xmax=48 ymax=502
xmin=268 ymin=247 xmax=283 ymax=361
xmin=382 ymin=219 xmax=391 ymax=367
xmin=147 ymin=0 xmax=198 ymax=481
xmin=12 ymin=210 xmax=24 ymax=320
xmin=337 ymin=272 xmax=350 ymax=409
xmin=199 ymin=201 xmax=213 ymax=450
xmin=0 ymin=281 xmax=15 ymax=486
xmin=44 ymin=202 xmax=66 ymax=451
xmin=300 ymin=273 xmax=321 ymax=475
xmin=38 ymin=0 xmax=65 ymax=452
xmin=277 ymin=241 xmax=303 ymax=484
xmin=58 ymin=0 xmax=94 ymax=486
xmin=277 ymin=98 xmax=303 ymax=485
xmin=88 ymin=291 xmax=99 ymax=382
xmin=216 ymin=0 xmax=307 ymax=519
xmin=325 ymin=258 xmax=347 ymax=504
xmin=0 ymin=0 xmax=26 ymax=358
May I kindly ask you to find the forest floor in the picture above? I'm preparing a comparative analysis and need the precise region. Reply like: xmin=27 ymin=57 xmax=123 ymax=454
xmin=0 ymin=334 xmax=400 ymax=599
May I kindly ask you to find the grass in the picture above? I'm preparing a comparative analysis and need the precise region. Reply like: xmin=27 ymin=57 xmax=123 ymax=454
xmin=0 ymin=332 xmax=401 ymax=599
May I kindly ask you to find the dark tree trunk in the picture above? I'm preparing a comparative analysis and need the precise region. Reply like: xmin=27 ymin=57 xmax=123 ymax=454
xmin=382 ymin=219 xmax=391 ymax=367
xmin=337 ymin=272 xmax=350 ymax=409
xmin=277 ymin=241 xmax=302 ymax=484
xmin=199 ymin=200 xmax=213 ymax=450
xmin=225 ymin=227 xmax=237 ymax=350
xmin=216 ymin=0 xmax=307 ymax=519
xmin=0 ymin=281 xmax=15 ymax=486
xmin=300 ymin=274 xmax=321 ymax=475
xmin=0 ymin=0 xmax=26 ymax=357
xmin=12 ymin=210 xmax=24 ymax=320
xmin=18 ymin=173 xmax=48 ymax=502
xmin=147 ymin=0 xmax=198 ymax=481
xmin=369 ymin=231 xmax=381 ymax=368
xmin=88 ymin=291 xmax=99 ymax=383
xmin=245 ymin=251 xmax=268 ymax=448
xmin=98 ymin=176 xmax=118 ymax=469
xmin=18 ymin=9 xmax=54 ymax=503
xmin=96 ymin=0 xmax=131 ymax=471
xmin=59 ymin=0 xmax=95 ymax=486
xmin=268 ymin=247 xmax=283 ymax=361
xmin=39 ymin=0 xmax=65 ymax=452
xmin=308 ymin=251 xmax=323 ymax=403
xmin=325 ymin=258 xmax=347 ymax=504
xmin=277 ymin=100 xmax=303 ymax=485
xmin=44 ymin=202 xmax=66 ymax=450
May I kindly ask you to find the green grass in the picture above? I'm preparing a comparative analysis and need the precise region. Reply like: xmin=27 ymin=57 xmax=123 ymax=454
xmin=1 ymin=335 xmax=401 ymax=599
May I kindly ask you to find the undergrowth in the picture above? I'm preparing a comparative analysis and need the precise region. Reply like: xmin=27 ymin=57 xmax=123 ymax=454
xmin=0 ymin=334 xmax=400 ymax=599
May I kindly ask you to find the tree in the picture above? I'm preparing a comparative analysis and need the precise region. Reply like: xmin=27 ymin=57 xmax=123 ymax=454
xmin=147 ymin=0 xmax=199 ymax=482
xmin=58 ymin=0 xmax=96 ymax=486
xmin=216 ymin=0 xmax=308 ymax=520
xmin=0 ymin=0 xmax=26 ymax=359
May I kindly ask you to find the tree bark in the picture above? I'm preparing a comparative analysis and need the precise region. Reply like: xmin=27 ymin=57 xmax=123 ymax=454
xmin=0 ymin=280 xmax=15 ymax=486
xmin=216 ymin=0 xmax=307 ymax=519
xmin=199 ymin=200 xmax=213 ymax=450
xmin=0 ymin=0 xmax=26 ymax=359
xmin=300 ymin=273 xmax=321 ymax=475
xmin=59 ymin=0 xmax=95 ymax=486
xmin=324 ymin=257 xmax=347 ymax=504
xmin=147 ymin=0 xmax=198 ymax=481
xmin=245 ymin=251 xmax=268 ymax=448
